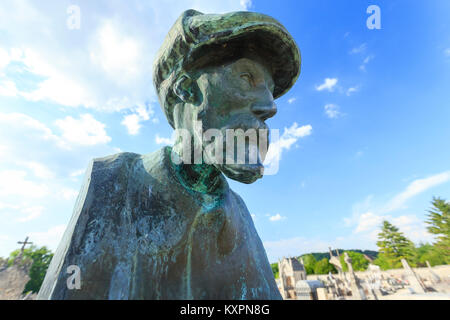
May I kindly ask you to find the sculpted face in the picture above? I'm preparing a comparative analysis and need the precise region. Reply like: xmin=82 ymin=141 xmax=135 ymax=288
xmin=173 ymin=57 xmax=277 ymax=184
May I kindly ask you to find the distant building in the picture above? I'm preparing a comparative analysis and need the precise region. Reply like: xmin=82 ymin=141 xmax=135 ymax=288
xmin=278 ymin=257 xmax=307 ymax=299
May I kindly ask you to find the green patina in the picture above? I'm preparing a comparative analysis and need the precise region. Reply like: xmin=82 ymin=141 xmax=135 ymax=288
xmin=38 ymin=9 xmax=300 ymax=300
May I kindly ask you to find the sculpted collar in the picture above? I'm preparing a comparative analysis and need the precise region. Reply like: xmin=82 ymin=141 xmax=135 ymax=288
xmin=166 ymin=147 xmax=228 ymax=195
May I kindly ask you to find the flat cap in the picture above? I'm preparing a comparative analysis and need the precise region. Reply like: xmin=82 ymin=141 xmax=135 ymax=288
xmin=153 ymin=9 xmax=301 ymax=128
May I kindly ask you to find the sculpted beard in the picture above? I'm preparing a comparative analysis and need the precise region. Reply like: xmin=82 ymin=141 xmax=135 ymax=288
xmin=197 ymin=114 xmax=270 ymax=184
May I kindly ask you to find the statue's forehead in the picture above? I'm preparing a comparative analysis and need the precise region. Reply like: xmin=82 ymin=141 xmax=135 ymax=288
xmin=205 ymin=57 xmax=275 ymax=87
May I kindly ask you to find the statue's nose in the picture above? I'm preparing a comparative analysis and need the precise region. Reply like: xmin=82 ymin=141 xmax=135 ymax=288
xmin=251 ymin=102 xmax=277 ymax=121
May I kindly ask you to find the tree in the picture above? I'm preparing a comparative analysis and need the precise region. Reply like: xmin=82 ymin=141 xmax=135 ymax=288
xmin=414 ymin=242 xmax=446 ymax=266
xmin=313 ymin=258 xmax=336 ymax=274
xmin=271 ymin=263 xmax=279 ymax=279
xmin=9 ymin=246 xmax=53 ymax=293
xmin=301 ymin=254 xmax=317 ymax=275
xmin=426 ymin=197 xmax=450 ymax=264
xmin=375 ymin=220 xmax=415 ymax=269
xmin=339 ymin=251 xmax=369 ymax=272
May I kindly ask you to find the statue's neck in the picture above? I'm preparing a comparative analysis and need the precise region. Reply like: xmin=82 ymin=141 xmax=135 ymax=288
xmin=168 ymin=146 xmax=226 ymax=194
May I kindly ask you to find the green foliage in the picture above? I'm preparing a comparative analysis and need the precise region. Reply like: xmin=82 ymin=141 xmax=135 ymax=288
xmin=271 ymin=263 xmax=279 ymax=279
xmin=413 ymin=242 xmax=447 ymax=267
xmin=372 ymin=253 xmax=392 ymax=271
xmin=375 ymin=220 xmax=416 ymax=269
xmin=9 ymin=246 xmax=53 ymax=294
xmin=339 ymin=251 xmax=369 ymax=272
xmin=425 ymin=197 xmax=450 ymax=264
xmin=313 ymin=258 xmax=336 ymax=274
xmin=299 ymin=250 xmax=377 ymax=262
xmin=301 ymin=254 xmax=317 ymax=275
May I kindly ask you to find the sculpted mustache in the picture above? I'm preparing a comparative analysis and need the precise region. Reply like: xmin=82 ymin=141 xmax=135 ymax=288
xmin=221 ymin=118 xmax=268 ymax=132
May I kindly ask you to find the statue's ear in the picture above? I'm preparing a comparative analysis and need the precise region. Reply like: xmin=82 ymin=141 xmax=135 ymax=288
xmin=173 ymin=74 xmax=200 ymax=105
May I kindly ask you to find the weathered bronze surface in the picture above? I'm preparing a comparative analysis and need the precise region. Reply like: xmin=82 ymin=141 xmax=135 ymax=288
xmin=38 ymin=9 xmax=300 ymax=300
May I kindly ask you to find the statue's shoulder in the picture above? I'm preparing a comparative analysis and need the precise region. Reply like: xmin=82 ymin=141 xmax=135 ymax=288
xmin=91 ymin=151 xmax=141 ymax=172
xmin=86 ymin=148 xmax=169 ymax=182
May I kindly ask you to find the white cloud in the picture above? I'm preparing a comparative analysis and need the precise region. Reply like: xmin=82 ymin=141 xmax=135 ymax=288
xmin=20 ymin=161 xmax=54 ymax=179
xmin=0 ymin=47 xmax=10 ymax=69
xmin=384 ymin=171 xmax=450 ymax=213
xmin=121 ymin=104 xmax=154 ymax=135
xmin=0 ymin=112 xmax=118 ymax=183
xmin=4 ymin=47 xmax=98 ymax=108
xmin=342 ymin=171 xmax=450 ymax=246
xmin=360 ymin=55 xmax=375 ymax=71
xmin=350 ymin=211 xmax=435 ymax=245
xmin=155 ymin=133 xmax=175 ymax=145
xmin=0 ymin=112 xmax=118 ymax=178
xmin=324 ymin=104 xmax=341 ymax=119
xmin=70 ymin=169 xmax=85 ymax=178
xmin=55 ymin=114 xmax=111 ymax=146
xmin=269 ymin=213 xmax=286 ymax=222
xmin=354 ymin=211 xmax=384 ymax=233
xmin=0 ymin=202 xmax=19 ymax=210
xmin=350 ymin=43 xmax=367 ymax=55
xmin=121 ymin=114 xmax=141 ymax=135
xmin=29 ymin=224 xmax=67 ymax=251
xmin=0 ymin=112 xmax=61 ymax=146
xmin=445 ymin=48 xmax=450 ymax=57
xmin=16 ymin=206 xmax=44 ymax=223
xmin=287 ymin=97 xmax=296 ymax=104
xmin=315 ymin=78 xmax=338 ymax=92
xmin=0 ymin=170 xmax=49 ymax=198
xmin=240 ymin=0 xmax=252 ymax=10
xmin=23 ymin=75 xmax=95 ymax=108
xmin=60 ymin=188 xmax=79 ymax=201
xmin=121 ymin=103 xmax=155 ymax=135
xmin=264 ymin=122 xmax=312 ymax=167
xmin=0 ymin=1 xmax=247 ymax=113
xmin=346 ymin=86 xmax=359 ymax=96
xmin=0 ymin=80 xmax=18 ymax=96
xmin=90 ymin=20 xmax=142 ymax=82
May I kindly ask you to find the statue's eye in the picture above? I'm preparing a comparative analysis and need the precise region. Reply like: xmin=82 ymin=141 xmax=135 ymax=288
xmin=240 ymin=72 xmax=253 ymax=85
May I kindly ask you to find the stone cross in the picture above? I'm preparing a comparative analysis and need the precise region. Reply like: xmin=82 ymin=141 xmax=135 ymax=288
xmin=18 ymin=236 xmax=33 ymax=253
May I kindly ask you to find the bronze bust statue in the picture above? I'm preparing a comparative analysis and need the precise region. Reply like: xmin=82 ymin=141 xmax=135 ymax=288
xmin=38 ymin=9 xmax=300 ymax=300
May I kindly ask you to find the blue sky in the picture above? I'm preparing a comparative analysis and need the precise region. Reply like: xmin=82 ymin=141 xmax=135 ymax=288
xmin=0 ymin=0 xmax=449 ymax=263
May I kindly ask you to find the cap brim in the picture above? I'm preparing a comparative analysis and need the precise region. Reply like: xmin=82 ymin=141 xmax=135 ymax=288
xmin=184 ymin=11 xmax=301 ymax=99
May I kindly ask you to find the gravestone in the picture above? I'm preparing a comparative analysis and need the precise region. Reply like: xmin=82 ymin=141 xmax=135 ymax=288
xmin=344 ymin=252 xmax=366 ymax=300
xmin=316 ymin=287 xmax=328 ymax=300
xmin=295 ymin=280 xmax=325 ymax=300
xmin=426 ymin=261 xmax=441 ymax=284
xmin=401 ymin=259 xmax=426 ymax=294
xmin=367 ymin=264 xmax=383 ymax=298
xmin=328 ymin=247 xmax=344 ymax=276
